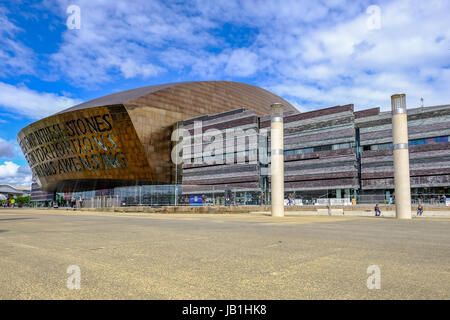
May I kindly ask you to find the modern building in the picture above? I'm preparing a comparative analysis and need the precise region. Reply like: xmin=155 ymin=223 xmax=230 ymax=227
xmin=18 ymin=81 xmax=450 ymax=207
xmin=0 ymin=184 xmax=31 ymax=200
xmin=29 ymin=182 xmax=55 ymax=206
xmin=17 ymin=81 xmax=294 ymax=206
xmin=356 ymin=104 xmax=450 ymax=204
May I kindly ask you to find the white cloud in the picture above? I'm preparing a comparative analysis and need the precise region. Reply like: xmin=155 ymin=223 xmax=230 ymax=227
xmin=0 ymin=7 xmax=35 ymax=76
xmin=37 ymin=0 xmax=450 ymax=109
xmin=0 ymin=161 xmax=20 ymax=177
xmin=0 ymin=138 xmax=16 ymax=159
xmin=0 ymin=161 xmax=32 ymax=186
xmin=0 ymin=82 xmax=82 ymax=119
xmin=160 ymin=47 xmax=261 ymax=78
xmin=260 ymin=0 xmax=450 ymax=110
xmin=47 ymin=0 xmax=217 ymax=85
xmin=119 ymin=59 xmax=164 ymax=79
xmin=224 ymin=49 xmax=259 ymax=77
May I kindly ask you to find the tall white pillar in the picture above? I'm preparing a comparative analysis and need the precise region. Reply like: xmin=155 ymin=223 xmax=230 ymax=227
xmin=271 ymin=103 xmax=284 ymax=217
xmin=391 ymin=94 xmax=412 ymax=219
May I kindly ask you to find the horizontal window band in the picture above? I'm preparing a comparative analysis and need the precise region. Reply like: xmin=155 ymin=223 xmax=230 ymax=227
xmin=271 ymin=116 xmax=283 ymax=123
xmin=394 ymin=143 xmax=408 ymax=150
xmin=271 ymin=149 xmax=284 ymax=155
xmin=392 ymin=108 xmax=407 ymax=115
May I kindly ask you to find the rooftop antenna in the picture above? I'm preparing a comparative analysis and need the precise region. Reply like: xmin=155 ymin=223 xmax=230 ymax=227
xmin=421 ymin=97 xmax=424 ymax=112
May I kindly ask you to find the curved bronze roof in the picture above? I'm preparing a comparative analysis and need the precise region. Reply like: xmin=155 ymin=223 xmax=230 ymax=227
xmin=58 ymin=81 xmax=296 ymax=116
xmin=57 ymin=83 xmax=178 ymax=114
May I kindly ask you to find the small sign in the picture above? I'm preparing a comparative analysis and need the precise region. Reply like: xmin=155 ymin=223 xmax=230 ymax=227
xmin=189 ymin=195 xmax=203 ymax=206
xmin=446 ymin=198 xmax=450 ymax=207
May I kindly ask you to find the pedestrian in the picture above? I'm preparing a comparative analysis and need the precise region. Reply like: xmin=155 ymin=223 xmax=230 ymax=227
xmin=417 ymin=203 xmax=423 ymax=216
xmin=374 ymin=203 xmax=381 ymax=216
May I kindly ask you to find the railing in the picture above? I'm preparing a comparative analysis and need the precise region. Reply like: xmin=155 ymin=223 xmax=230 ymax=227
xmin=79 ymin=196 xmax=120 ymax=209
xmin=315 ymin=198 xmax=352 ymax=206
xmin=53 ymin=185 xmax=449 ymax=209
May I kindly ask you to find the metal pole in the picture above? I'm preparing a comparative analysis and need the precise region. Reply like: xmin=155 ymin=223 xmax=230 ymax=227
xmin=270 ymin=103 xmax=284 ymax=217
xmin=391 ymin=94 xmax=412 ymax=219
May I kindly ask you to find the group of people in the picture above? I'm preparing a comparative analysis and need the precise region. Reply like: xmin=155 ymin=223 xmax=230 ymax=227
xmin=2 ymin=199 xmax=16 ymax=207
xmin=64 ymin=196 xmax=84 ymax=209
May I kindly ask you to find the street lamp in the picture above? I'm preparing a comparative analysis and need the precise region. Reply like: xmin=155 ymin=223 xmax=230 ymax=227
xmin=270 ymin=103 xmax=284 ymax=217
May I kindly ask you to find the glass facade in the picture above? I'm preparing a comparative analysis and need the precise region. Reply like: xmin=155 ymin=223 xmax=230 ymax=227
xmin=55 ymin=185 xmax=267 ymax=207
xmin=56 ymin=185 xmax=182 ymax=207
xmin=192 ymin=190 xmax=264 ymax=206
xmin=363 ymin=136 xmax=450 ymax=151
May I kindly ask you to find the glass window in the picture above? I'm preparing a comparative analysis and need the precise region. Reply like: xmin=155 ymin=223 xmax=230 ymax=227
xmin=434 ymin=136 xmax=449 ymax=143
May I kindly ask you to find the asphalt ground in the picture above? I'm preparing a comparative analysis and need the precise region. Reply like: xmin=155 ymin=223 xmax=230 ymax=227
xmin=0 ymin=208 xmax=449 ymax=299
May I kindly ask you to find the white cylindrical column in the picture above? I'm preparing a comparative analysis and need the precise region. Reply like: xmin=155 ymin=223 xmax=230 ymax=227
xmin=271 ymin=103 xmax=284 ymax=217
xmin=391 ymin=94 xmax=412 ymax=219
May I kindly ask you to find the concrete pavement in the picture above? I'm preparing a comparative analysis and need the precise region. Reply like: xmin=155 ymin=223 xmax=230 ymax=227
xmin=0 ymin=208 xmax=449 ymax=299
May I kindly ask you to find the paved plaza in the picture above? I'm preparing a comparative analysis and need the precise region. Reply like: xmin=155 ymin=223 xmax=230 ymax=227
xmin=0 ymin=208 xmax=449 ymax=299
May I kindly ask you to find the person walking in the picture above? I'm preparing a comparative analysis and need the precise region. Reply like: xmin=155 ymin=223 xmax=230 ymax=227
xmin=374 ymin=203 xmax=381 ymax=216
xmin=201 ymin=194 xmax=206 ymax=206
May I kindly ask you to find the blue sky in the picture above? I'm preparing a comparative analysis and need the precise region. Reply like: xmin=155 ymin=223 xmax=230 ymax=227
xmin=1 ymin=0 xmax=450 ymax=185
